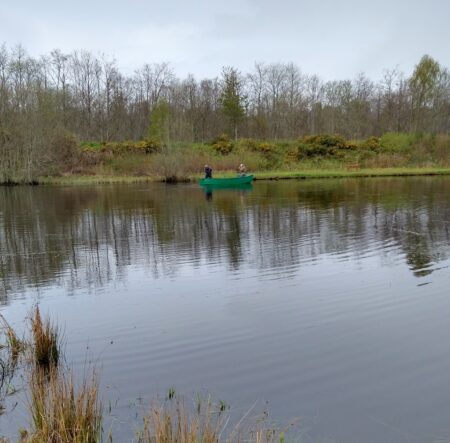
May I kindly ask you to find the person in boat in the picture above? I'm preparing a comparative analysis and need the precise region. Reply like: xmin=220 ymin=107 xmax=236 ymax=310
xmin=204 ymin=164 xmax=213 ymax=179
xmin=238 ymin=163 xmax=247 ymax=177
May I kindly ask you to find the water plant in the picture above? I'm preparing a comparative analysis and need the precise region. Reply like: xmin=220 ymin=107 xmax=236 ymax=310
xmin=0 ymin=314 xmax=25 ymax=418
xmin=25 ymin=366 xmax=102 ymax=443
xmin=29 ymin=306 xmax=60 ymax=368
xmin=167 ymin=387 xmax=176 ymax=400
xmin=137 ymin=396 xmax=226 ymax=443
xmin=0 ymin=315 xmax=24 ymax=360
xmin=137 ymin=395 xmax=287 ymax=443
xmin=0 ymin=312 xmax=291 ymax=443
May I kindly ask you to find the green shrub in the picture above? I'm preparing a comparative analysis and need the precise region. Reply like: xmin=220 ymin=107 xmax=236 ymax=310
xmin=212 ymin=134 xmax=234 ymax=155
xmin=302 ymin=134 xmax=350 ymax=149
xmin=380 ymin=132 xmax=415 ymax=152
xmin=361 ymin=136 xmax=380 ymax=151
xmin=257 ymin=142 xmax=284 ymax=167
xmin=297 ymin=134 xmax=357 ymax=159
xmin=257 ymin=142 xmax=277 ymax=154
xmin=81 ymin=139 xmax=161 ymax=157
xmin=123 ymin=139 xmax=161 ymax=154
xmin=238 ymin=138 xmax=259 ymax=151
xmin=297 ymin=142 xmax=328 ymax=158
xmin=297 ymin=138 xmax=334 ymax=158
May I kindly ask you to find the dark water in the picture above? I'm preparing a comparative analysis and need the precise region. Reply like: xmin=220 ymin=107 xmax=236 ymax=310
xmin=1 ymin=178 xmax=450 ymax=442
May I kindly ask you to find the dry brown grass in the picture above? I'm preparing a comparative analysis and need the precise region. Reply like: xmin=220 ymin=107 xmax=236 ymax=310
xmin=138 ymin=396 xmax=223 ymax=443
xmin=361 ymin=153 xmax=409 ymax=168
xmin=2 ymin=310 xmax=291 ymax=443
xmin=0 ymin=314 xmax=24 ymax=360
xmin=432 ymin=135 xmax=450 ymax=165
xmin=137 ymin=395 xmax=285 ymax=443
xmin=147 ymin=146 xmax=265 ymax=181
xmin=23 ymin=367 xmax=102 ymax=443
xmin=0 ymin=315 xmax=24 ymax=412
xmin=29 ymin=306 xmax=60 ymax=368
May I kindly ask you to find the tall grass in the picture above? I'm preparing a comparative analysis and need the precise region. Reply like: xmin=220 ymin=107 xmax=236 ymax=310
xmin=29 ymin=306 xmax=60 ymax=368
xmin=137 ymin=395 xmax=285 ymax=443
xmin=24 ymin=367 xmax=102 ymax=443
xmin=1 ymin=314 xmax=25 ymax=416
xmin=1 ymin=310 xmax=102 ymax=443
xmin=138 ymin=396 xmax=224 ymax=443
xmin=150 ymin=147 xmax=189 ymax=182
xmin=1 ymin=311 xmax=291 ymax=443
xmin=0 ymin=315 xmax=24 ymax=360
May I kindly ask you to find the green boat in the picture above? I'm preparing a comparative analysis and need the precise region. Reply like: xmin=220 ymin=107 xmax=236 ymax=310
xmin=199 ymin=175 xmax=254 ymax=187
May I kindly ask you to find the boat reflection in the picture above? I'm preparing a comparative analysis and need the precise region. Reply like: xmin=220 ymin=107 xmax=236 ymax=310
xmin=203 ymin=183 xmax=253 ymax=201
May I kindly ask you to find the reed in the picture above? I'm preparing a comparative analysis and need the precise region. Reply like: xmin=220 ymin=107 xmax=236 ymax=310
xmin=29 ymin=306 xmax=60 ymax=368
xmin=24 ymin=367 xmax=102 ymax=443
xmin=0 ymin=316 xmax=23 ymax=431
xmin=137 ymin=396 xmax=224 ymax=443
xmin=0 ymin=314 xmax=24 ymax=359
xmin=1 ymin=311 xmax=290 ymax=443
xmin=137 ymin=394 xmax=284 ymax=443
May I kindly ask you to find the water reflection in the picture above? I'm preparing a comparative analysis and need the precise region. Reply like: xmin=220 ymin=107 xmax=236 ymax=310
xmin=1 ymin=178 xmax=450 ymax=302
xmin=202 ymin=183 xmax=253 ymax=201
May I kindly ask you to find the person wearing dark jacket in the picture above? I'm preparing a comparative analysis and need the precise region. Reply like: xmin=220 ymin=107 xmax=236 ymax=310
xmin=204 ymin=165 xmax=213 ymax=178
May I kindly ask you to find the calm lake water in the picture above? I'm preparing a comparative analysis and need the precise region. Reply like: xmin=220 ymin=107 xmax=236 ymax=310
xmin=1 ymin=178 xmax=450 ymax=442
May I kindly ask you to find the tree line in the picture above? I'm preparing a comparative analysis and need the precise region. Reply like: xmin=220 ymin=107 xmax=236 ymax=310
xmin=0 ymin=44 xmax=449 ymax=181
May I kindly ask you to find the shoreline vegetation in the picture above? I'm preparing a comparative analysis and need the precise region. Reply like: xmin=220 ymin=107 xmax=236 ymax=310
xmin=38 ymin=167 xmax=450 ymax=186
xmin=5 ymin=133 xmax=450 ymax=186
xmin=1 ymin=46 xmax=450 ymax=186
xmin=0 ymin=309 xmax=289 ymax=443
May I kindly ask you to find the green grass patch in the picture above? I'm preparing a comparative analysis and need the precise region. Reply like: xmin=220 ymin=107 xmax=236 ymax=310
xmin=39 ymin=175 xmax=155 ymax=186
xmin=252 ymin=167 xmax=450 ymax=180
xmin=38 ymin=167 xmax=450 ymax=186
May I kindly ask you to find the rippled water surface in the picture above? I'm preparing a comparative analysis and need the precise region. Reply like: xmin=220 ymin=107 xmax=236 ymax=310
xmin=1 ymin=178 xmax=450 ymax=442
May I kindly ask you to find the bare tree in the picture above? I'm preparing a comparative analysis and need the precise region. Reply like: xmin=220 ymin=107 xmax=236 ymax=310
xmin=2 ymin=44 xmax=450 ymax=182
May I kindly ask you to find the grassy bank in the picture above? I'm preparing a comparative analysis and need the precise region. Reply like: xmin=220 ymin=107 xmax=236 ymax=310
xmin=38 ymin=167 xmax=450 ymax=186
xmin=251 ymin=167 xmax=450 ymax=180
xmin=39 ymin=175 xmax=156 ymax=186
xmin=6 ymin=132 xmax=450 ymax=185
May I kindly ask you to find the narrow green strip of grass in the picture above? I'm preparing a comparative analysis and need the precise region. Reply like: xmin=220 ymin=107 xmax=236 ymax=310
xmin=37 ymin=167 xmax=450 ymax=186
xmin=38 ymin=175 xmax=156 ymax=186
xmin=253 ymin=167 xmax=450 ymax=180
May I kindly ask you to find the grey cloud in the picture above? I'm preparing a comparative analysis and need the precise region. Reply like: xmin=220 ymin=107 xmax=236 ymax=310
xmin=0 ymin=0 xmax=449 ymax=80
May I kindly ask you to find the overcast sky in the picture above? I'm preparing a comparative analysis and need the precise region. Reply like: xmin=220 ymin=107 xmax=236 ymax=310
xmin=1 ymin=0 xmax=449 ymax=80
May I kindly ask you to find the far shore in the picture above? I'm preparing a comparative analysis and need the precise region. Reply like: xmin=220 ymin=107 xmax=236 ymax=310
xmin=33 ymin=167 xmax=450 ymax=186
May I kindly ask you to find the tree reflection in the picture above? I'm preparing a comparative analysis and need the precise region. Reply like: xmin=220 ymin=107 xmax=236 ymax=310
xmin=0 ymin=178 xmax=449 ymax=302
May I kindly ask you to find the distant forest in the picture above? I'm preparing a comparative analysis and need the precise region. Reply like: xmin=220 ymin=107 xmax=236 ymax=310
xmin=0 ymin=44 xmax=449 ymax=180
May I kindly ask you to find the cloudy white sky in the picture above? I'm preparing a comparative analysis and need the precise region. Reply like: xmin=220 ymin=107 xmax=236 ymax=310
xmin=1 ymin=0 xmax=449 ymax=80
